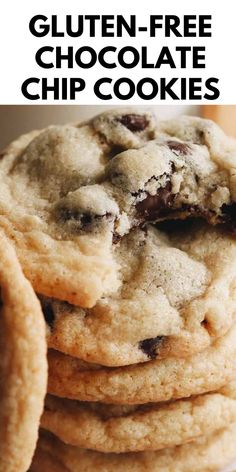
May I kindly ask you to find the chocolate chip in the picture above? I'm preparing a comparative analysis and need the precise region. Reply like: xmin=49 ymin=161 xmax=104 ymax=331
xmin=221 ymin=203 xmax=236 ymax=219
xmin=221 ymin=203 xmax=236 ymax=233
xmin=112 ymin=232 xmax=121 ymax=244
xmin=58 ymin=208 xmax=87 ymax=223
xmin=136 ymin=182 xmax=174 ymax=221
xmin=109 ymin=145 xmax=126 ymax=159
xmin=41 ymin=301 xmax=55 ymax=329
xmin=167 ymin=140 xmax=190 ymax=156
xmin=157 ymin=218 xmax=195 ymax=234
xmin=57 ymin=209 xmax=93 ymax=226
xmin=80 ymin=214 xmax=93 ymax=226
xmin=139 ymin=336 xmax=164 ymax=360
xmin=58 ymin=208 xmax=113 ymax=229
xmin=194 ymin=129 xmax=205 ymax=144
xmin=119 ymin=114 xmax=149 ymax=132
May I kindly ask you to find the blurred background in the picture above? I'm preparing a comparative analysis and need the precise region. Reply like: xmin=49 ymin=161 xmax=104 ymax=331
xmin=0 ymin=105 xmax=235 ymax=150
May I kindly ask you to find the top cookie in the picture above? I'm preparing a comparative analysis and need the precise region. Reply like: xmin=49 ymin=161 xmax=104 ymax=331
xmin=0 ymin=232 xmax=47 ymax=472
xmin=0 ymin=109 xmax=236 ymax=307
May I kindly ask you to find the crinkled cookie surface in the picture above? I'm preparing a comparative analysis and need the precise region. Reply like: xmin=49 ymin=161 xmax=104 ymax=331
xmin=42 ymin=381 xmax=236 ymax=453
xmin=1 ymin=109 xmax=236 ymax=310
xmin=30 ymin=424 xmax=236 ymax=472
xmin=43 ymin=222 xmax=236 ymax=366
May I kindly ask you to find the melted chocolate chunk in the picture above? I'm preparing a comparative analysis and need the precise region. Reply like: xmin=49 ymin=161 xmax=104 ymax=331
xmin=109 ymin=145 xmax=126 ymax=159
xmin=157 ymin=218 xmax=196 ymax=233
xmin=167 ymin=140 xmax=190 ymax=156
xmin=41 ymin=300 xmax=55 ymax=329
xmin=136 ymin=182 xmax=174 ymax=221
xmin=139 ymin=336 xmax=164 ymax=360
xmin=221 ymin=203 xmax=236 ymax=232
xmin=119 ymin=114 xmax=149 ymax=132
xmin=221 ymin=202 xmax=236 ymax=219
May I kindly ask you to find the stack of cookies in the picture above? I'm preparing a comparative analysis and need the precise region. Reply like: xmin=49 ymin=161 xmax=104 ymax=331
xmin=1 ymin=109 xmax=236 ymax=471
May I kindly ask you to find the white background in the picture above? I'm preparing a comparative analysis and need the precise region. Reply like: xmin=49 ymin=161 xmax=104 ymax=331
xmin=0 ymin=0 xmax=235 ymax=104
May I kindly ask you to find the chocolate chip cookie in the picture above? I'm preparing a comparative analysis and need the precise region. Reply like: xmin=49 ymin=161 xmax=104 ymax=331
xmin=43 ymin=222 xmax=236 ymax=366
xmin=41 ymin=382 xmax=236 ymax=453
xmin=30 ymin=425 xmax=236 ymax=472
xmin=0 ymin=110 xmax=156 ymax=307
xmin=1 ymin=110 xmax=236 ymax=311
xmin=0 ymin=232 xmax=47 ymax=472
xmin=47 ymin=323 xmax=236 ymax=404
